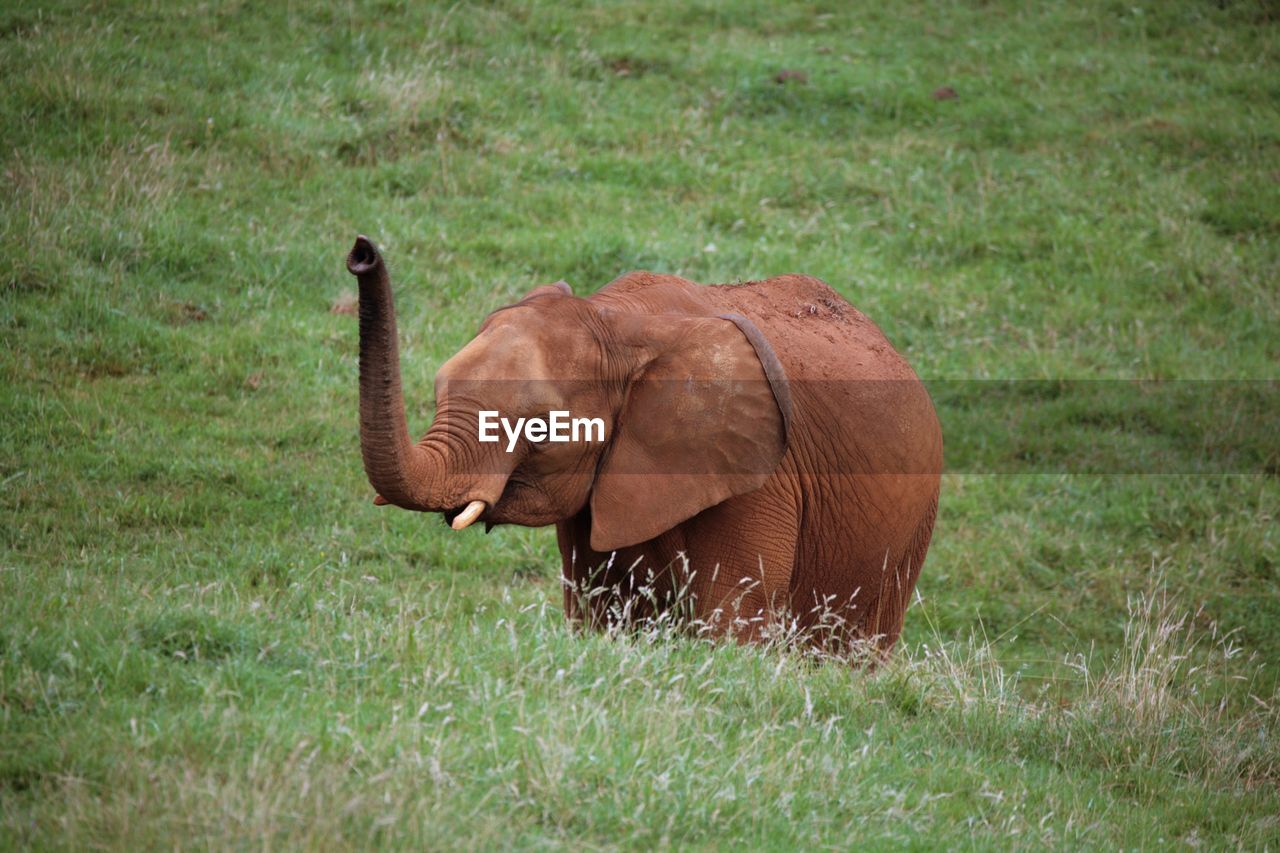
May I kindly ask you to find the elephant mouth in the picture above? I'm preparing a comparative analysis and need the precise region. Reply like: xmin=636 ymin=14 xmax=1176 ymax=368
xmin=441 ymin=504 xmax=469 ymax=525
xmin=442 ymin=502 xmax=485 ymax=529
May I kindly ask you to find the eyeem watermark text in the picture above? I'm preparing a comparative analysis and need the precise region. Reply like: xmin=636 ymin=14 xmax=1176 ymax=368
xmin=478 ymin=410 xmax=606 ymax=452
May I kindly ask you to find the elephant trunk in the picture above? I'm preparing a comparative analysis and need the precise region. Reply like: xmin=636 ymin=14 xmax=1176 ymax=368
xmin=347 ymin=235 xmax=438 ymax=511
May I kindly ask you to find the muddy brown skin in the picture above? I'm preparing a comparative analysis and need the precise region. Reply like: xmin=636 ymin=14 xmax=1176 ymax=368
xmin=347 ymin=236 xmax=942 ymax=655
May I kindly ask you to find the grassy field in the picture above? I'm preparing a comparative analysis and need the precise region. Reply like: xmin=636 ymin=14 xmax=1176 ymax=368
xmin=2 ymin=0 xmax=1278 ymax=847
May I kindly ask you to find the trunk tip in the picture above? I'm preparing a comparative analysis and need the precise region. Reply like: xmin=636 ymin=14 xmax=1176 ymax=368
xmin=347 ymin=235 xmax=381 ymax=276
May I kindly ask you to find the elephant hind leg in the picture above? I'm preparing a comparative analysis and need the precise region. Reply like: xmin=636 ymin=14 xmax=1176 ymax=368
xmin=864 ymin=489 xmax=939 ymax=655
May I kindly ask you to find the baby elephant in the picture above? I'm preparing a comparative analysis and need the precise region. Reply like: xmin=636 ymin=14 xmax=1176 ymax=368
xmin=347 ymin=236 xmax=941 ymax=657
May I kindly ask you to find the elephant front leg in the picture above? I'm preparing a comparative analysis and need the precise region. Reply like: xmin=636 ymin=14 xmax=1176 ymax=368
xmin=554 ymin=510 xmax=687 ymax=631
xmin=555 ymin=511 xmax=609 ymax=629
xmin=554 ymin=484 xmax=800 ymax=644
xmin=682 ymin=487 xmax=800 ymax=644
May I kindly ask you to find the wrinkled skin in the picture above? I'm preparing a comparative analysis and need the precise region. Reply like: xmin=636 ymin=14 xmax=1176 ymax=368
xmin=348 ymin=236 xmax=941 ymax=655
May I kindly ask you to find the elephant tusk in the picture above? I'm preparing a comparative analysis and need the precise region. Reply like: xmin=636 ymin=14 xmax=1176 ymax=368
xmin=451 ymin=500 xmax=486 ymax=531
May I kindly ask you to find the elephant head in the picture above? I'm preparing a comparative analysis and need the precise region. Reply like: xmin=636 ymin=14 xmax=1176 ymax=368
xmin=346 ymin=235 xmax=789 ymax=552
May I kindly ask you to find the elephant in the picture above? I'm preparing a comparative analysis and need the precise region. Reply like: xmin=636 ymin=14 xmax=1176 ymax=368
xmin=346 ymin=235 xmax=941 ymax=657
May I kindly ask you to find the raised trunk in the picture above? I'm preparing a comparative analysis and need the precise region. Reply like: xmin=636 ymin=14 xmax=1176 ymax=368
xmin=347 ymin=235 xmax=436 ymax=510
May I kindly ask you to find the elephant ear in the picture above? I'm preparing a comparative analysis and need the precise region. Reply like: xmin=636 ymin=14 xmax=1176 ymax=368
xmin=481 ymin=282 xmax=572 ymax=331
xmin=589 ymin=313 xmax=791 ymax=552
xmin=523 ymin=280 xmax=572 ymax=299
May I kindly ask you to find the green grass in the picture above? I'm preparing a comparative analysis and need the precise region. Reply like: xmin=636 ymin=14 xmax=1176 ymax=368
xmin=2 ymin=0 xmax=1278 ymax=847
